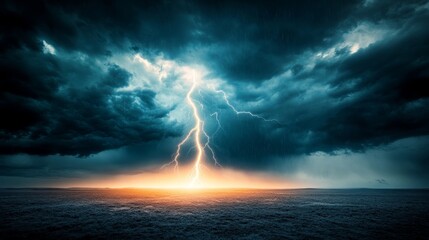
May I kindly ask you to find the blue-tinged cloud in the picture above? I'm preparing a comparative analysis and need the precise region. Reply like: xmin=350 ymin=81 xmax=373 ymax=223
xmin=1 ymin=0 xmax=429 ymax=187
xmin=0 ymin=39 xmax=179 ymax=156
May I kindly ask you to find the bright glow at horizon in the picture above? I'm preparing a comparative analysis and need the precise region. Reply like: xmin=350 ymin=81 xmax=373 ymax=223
xmin=56 ymin=166 xmax=298 ymax=189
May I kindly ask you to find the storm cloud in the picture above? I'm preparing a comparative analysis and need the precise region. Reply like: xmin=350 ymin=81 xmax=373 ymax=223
xmin=1 ymin=0 xmax=428 ymax=187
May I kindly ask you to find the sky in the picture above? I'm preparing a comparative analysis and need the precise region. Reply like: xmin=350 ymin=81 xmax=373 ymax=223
xmin=1 ymin=0 xmax=428 ymax=188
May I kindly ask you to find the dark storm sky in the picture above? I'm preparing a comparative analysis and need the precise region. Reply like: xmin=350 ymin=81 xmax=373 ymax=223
xmin=1 ymin=0 xmax=429 ymax=187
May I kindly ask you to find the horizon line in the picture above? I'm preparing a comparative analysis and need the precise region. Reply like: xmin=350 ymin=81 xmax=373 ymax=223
xmin=1 ymin=187 xmax=428 ymax=190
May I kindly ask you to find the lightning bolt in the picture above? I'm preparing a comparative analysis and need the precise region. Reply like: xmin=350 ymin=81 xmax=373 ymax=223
xmin=161 ymin=127 xmax=195 ymax=172
xmin=162 ymin=72 xmax=204 ymax=187
xmin=210 ymin=112 xmax=224 ymax=137
xmin=215 ymin=90 xmax=280 ymax=124
xmin=188 ymin=75 xmax=203 ymax=187
xmin=202 ymin=121 xmax=221 ymax=167
xmin=163 ymin=72 xmax=279 ymax=188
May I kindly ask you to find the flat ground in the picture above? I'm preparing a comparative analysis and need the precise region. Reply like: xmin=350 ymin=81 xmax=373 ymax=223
xmin=1 ymin=189 xmax=428 ymax=239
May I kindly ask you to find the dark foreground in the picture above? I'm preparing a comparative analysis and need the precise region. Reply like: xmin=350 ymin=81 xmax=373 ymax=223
xmin=0 ymin=189 xmax=428 ymax=239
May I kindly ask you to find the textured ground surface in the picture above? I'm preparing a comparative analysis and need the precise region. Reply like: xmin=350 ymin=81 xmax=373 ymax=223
xmin=0 ymin=189 xmax=428 ymax=239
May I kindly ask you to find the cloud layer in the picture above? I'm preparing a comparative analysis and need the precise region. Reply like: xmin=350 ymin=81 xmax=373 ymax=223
xmin=1 ymin=0 xmax=428 ymax=187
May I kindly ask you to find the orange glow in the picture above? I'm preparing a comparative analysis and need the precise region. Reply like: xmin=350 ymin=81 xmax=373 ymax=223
xmin=57 ymin=166 xmax=299 ymax=189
